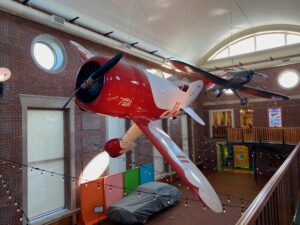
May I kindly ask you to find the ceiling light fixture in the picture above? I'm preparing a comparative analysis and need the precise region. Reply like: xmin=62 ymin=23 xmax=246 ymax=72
xmin=0 ymin=67 xmax=11 ymax=98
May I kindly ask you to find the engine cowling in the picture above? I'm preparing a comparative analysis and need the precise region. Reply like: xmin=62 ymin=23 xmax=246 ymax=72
xmin=104 ymin=138 xmax=123 ymax=158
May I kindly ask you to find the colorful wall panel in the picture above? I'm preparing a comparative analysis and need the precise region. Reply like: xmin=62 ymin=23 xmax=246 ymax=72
xmin=79 ymin=178 xmax=106 ymax=225
xmin=124 ymin=167 xmax=140 ymax=196
xmin=139 ymin=163 xmax=154 ymax=184
xmin=104 ymin=172 xmax=124 ymax=208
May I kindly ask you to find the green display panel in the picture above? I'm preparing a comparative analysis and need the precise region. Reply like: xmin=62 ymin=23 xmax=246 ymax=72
xmin=124 ymin=167 xmax=140 ymax=196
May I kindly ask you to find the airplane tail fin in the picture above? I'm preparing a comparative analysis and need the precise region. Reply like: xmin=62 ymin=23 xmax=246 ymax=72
xmin=184 ymin=80 xmax=203 ymax=106
xmin=180 ymin=80 xmax=205 ymax=125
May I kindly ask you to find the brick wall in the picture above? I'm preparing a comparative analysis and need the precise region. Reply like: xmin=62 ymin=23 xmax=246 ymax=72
xmin=1 ymin=8 xmax=300 ymax=225
xmin=0 ymin=11 xmax=184 ymax=224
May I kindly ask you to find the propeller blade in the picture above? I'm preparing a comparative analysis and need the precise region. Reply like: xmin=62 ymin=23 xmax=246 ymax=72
xmin=91 ymin=53 xmax=123 ymax=80
xmin=62 ymin=87 xmax=81 ymax=110
xmin=62 ymin=53 xmax=124 ymax=110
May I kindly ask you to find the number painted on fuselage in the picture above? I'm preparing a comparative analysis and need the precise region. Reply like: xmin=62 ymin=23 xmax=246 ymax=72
xmin=118 ymin=97 xmax=132 ymax=107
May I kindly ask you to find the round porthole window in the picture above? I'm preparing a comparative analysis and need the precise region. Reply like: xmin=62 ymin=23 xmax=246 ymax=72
xmin=31 ymin=34 xmax=66 ymax=73
xmin=278 ymin=70 xmax=299 ymax=89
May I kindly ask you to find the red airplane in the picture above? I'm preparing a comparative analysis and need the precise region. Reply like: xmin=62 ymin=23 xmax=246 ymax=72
xmin=65 ymin=41 xmax=222 ymax=213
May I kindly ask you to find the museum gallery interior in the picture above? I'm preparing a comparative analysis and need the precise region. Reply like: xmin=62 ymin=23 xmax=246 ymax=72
xmin=0 ymin=0 xmax=300 ymax=225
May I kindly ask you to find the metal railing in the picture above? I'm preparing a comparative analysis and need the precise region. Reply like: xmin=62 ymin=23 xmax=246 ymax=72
xmin=235 ymin=144 xmax=300 ymax=225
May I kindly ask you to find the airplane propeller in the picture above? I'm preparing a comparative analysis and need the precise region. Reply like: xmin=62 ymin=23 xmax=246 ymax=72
xmin=62 ymin=53 xmax=124 ymax=109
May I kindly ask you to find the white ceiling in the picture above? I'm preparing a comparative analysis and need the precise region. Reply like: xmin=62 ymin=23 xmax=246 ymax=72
xmin=28 ymin=0 xmax=300 ymax=64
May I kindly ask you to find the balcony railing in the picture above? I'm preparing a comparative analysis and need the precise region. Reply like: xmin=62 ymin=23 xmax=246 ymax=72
xmin=235 ymin=144 xmax=300 ymax=225
xmin=227 ymin=127 xmax=300 ymax=145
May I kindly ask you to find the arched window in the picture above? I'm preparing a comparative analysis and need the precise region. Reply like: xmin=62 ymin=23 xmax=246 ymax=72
xmin=209 ymin=30 xmax=300 ymax=61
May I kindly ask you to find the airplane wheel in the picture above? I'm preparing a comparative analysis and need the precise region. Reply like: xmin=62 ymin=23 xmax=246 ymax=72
xmin=241 ymin=98 xmax=248 ymax=105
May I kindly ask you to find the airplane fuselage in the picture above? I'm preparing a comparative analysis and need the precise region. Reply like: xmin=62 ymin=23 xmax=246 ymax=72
xmin=76 ymin=56 xmax=203 ymax=121
xmin=207 ymin=71 xmax=253 ymax=94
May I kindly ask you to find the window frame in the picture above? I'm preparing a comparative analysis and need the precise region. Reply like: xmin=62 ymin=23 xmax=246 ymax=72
xmin=20 ymin=95 xmax=76 ymax=225
xmin=209 ymin=109 xmax=235 ymax=138
xmin=31 ymin=34 xmax=67 ymax=73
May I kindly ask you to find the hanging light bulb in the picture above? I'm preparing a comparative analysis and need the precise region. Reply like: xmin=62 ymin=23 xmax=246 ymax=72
xmin=138 ymin=192 xmax=141 ymax=198
xmin=184 ymin=199 xmax=188 ymax=207
xmin=223 ymin=205 xmax=226 ymax=213
xmin=203 ymin=204 xmax=206 ymax=210
xmin=167 ymin=196 xmax=171 ymax=204
xmin=109 ymin=186 xmax=112 ymax=193
xmin=227 ymin=195 xmax=231 ymax=203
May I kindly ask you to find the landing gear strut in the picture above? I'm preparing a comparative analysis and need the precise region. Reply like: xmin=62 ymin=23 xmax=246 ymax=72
xmin=240 ymin=98 xmax=248 ymax=105
xmin=233 ymin=89 xmax=248 ymax=105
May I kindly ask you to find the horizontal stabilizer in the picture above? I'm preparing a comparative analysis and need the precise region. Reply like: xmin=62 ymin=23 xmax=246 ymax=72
xmin=182 ymin=107 xmax=205 ymax=125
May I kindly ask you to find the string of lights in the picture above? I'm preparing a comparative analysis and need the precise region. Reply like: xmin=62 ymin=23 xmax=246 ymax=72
xmin=0 ymin=156 xmax=252 ymax=213
xmin=4 ymin=140 xmax=288 ymax=219
xmin=0 ymin=174 xmax=31 ymax=225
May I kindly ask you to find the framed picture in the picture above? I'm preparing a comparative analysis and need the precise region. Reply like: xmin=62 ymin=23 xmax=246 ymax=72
xmin=268 ymin=108 xmax=282 ymax=127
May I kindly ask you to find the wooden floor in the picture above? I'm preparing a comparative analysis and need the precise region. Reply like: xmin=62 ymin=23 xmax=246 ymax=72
xmin=103 ymin=171 xmax=268 ymax=225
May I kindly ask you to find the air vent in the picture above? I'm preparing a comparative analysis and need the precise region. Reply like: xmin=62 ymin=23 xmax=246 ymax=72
xmin=51 ymin=15 xmax=65 ymax=25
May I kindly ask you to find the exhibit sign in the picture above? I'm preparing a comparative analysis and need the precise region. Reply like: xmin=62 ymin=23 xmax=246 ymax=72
xmin=233 ymin=145 xmax=249 ymax=169
xmin=268 ymin=108 xmax=282 ymax=127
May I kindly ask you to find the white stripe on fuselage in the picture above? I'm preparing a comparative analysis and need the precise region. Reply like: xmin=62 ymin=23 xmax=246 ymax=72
xmin=144 ymin=71 xmax=182 ymax=111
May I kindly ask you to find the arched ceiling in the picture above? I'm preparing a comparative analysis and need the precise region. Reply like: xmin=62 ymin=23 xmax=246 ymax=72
xmin=26 ymin=0 xmax=300 ymax=65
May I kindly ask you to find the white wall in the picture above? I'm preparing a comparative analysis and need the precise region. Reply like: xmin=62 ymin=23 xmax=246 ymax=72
xmin=106 ymin=116 xmax=126 ymax=175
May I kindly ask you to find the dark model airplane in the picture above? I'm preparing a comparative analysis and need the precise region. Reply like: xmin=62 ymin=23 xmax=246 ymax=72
xmin=170 ymin=60 xmax=289 ymax=105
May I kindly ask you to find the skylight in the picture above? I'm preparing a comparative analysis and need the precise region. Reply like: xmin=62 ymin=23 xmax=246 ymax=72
xmin=209 ymin=31 xmax=300 ymax=61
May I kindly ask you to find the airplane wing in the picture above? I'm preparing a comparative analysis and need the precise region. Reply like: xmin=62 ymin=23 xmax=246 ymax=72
xmin=170 ymin=60 xmax=230 ymax=85
xmin=132 ymin=117 xmax=222 ymax=213
xmin=237 ymin=85 xmax=290 ymax=100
